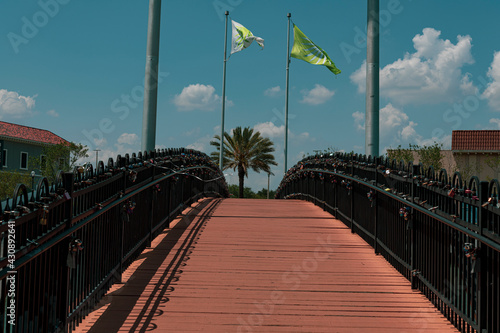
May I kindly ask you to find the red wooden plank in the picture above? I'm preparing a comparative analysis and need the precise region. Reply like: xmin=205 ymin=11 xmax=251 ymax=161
xmin=75 ymin=198 xmax=458 ymax=333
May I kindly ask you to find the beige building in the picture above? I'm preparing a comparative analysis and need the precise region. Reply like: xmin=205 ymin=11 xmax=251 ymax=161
xmin=410 ymin=131 xmax=500 ymax=182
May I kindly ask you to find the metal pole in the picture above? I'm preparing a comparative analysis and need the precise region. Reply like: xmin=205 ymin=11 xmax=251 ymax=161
xmin=219 ymin=11 xmax=229 ymax=170
xmin=141 ymin=0 xmax=162 ymax=152
xmin=267 ymin=173 xmax=270 ymax=199
xmin=94 ymin=149 xmax=100 ymax=168
xmin=284 ymin=13 xmax=291 ymax=174
xmin=365 ymin=0 xmax=379 ymax=157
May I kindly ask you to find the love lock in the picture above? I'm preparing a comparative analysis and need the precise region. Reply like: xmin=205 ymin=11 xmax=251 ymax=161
xmin=367 ymin=190 xmax=375 ymax=207
xmin=448 ymin=188 xmax=456 ymax=198
xmin=482 ymin=197 xmax=495 ymax=208
xmin=40 ymin=205 xmax=49 ymax=225
xmin=129 ymin=170 xmax=138 ymax=183
xmin=67 ymin=238 xmax=83 ymax=269
xmin=463 ymin=243 xmax=477 ymax=260
xmin=399 ymin=207 xmax=411 ymax=220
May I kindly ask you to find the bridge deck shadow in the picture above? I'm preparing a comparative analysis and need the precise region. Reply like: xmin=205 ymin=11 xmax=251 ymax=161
xmin=75 ymin=198 xmax=458 ymax=333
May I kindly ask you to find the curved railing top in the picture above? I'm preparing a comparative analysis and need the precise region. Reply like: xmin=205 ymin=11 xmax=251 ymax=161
xmin=280 ymin=152 xmax=496 ymax=194
xmin=1 ymin=147 xmax=227 ymax=221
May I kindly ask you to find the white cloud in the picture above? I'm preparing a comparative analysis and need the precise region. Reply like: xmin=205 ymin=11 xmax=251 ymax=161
xmin=254 ymin=121 xmax=285 ymax=138
xmin=352 ymin=104 xmax=408 ymax=137
xmin=186 ymin=135 xmax=212 ymax=153
xmin=264 ymin=86 xmax=281 ymax=97
xmin=351 ymin=28 xmax=475 ymax=104
xmin=253 ymin=121 xmax=311 ymax=143
xmin=117 ymin=133 xmax=139 ymax=145
xmin=482 ymin=51 xmax=500 ymax=111
xmin=300 ymin=84 xmax=335 ymax=105
xmin=380 ymin=103 xmax=409 ymax=133
xmin=0 ymin=89 xmax=36 ymax=119
xmin=489 ymin=118 xmax=500 ymax=129
xmin=47 ymin=109 xmax=59 ymax=117
xmin=173 ymin=84 xmax=232 ymax=111
xmin=353 ymin=104 xmax=451 ymax=151
xmin=352 ymin=111 xmax=364 ymax=131
xmin=183 ymin=127 xmax=201 ymax=137
xmin=401 ymin=121 xmax=418 ymax=140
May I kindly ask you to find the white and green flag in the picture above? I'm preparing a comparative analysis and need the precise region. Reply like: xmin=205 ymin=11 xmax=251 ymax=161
xmin=291 ymin=24 xmax=341 ymax=75
xmin=231 ymin=20 xmax=264 ymax=54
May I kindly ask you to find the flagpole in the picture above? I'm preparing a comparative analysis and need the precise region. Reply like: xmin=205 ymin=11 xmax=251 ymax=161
xmin=141 ymin=0 xmax=162 ymax=152
xmin=366 ymin=0 xmax=379 ymax=157
xmin=284 ymin=13 xmax=291 ymax=175
xmin=219 ymin=11 xmax=229 ymax=170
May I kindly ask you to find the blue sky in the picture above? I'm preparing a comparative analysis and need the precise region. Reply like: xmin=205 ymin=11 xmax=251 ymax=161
xmin=1 ymin=0 xmax=500 ymax=191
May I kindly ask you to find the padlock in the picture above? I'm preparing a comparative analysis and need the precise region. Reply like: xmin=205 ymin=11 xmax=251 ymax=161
xmin=129 ymin=170 xmax=137 ymax=183
xmin=463 ymin=243 xmax=477 ymax=260
xmin=40 ymin=208 xmax=47 ymax=225
xmin=448 ymin=188 xmax=455 ymax=198
xmin=482 ymin=197 xmax=494 ymax=208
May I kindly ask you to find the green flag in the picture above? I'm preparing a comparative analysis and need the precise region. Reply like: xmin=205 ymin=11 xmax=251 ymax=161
xmin=291 ymin=24 xmax=341 ymax=75
xmin=231 ymin=20 xmax=264 ymax=55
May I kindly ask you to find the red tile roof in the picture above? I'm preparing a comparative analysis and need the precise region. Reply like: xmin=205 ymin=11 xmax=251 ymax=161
xmin=452 ymin=130 xmax=500 ymax=151
xmin=0 ymin=121 xmax=68 ymax=145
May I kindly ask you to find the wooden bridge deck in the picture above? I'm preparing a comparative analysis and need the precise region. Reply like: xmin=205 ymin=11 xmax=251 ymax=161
xmin=76 ymin=198 xmax=458 ymax=333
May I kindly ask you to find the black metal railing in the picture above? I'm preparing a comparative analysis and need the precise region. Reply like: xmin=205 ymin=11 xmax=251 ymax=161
xmin=0 ymin=148 xmax=228 ymax=332
xmin=276 ymin=153 xmax=500 ymax=333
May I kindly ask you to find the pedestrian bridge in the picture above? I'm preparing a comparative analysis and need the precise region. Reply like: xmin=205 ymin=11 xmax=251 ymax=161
xmin=1 ymin=149 xmax=498 ymax=332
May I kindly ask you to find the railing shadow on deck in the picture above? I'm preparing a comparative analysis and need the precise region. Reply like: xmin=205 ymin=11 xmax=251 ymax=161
xmin=276 ymin=152 xmax=500 ymax=333
xmin=0 ymin=148 xmax=228 ymax=332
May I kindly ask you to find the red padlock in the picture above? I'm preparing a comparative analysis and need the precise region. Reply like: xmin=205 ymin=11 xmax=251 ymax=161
xmin=448 ymin=188 xmax=455 ymax=198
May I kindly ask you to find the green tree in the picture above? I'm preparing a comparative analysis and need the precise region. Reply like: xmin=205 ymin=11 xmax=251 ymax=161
xmin=255 ymin=188 xmax=276 ymax=199
xmin=484 ymin=153 xmax=500 ymax=180
xmin=211 ymin=127 xmax=277 ymax=198
xmin=0 ymin=142 xmax=88 ymax=199
xmin=386 ymin=144 xmax=414 ymax=164
xmin=0 ymin=171 xmax=32 ymax=199
xmin=412 ymin=142 xmax=443 ymax=171
xmin=31 ymin=142 xmax=89 ymax=183
xmin=227 ymin=184 xmax=257 ymax=198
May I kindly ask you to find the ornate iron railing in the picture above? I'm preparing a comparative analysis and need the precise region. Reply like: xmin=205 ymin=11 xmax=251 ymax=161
xmin=0 ymin=148 xmax=228 ymax=332
xmin=276 ymin=153 xmax=500 ymax=333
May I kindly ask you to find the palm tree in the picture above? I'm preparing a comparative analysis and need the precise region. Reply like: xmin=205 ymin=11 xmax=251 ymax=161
xmin=211 ymin=126 xmax=277 ymax=198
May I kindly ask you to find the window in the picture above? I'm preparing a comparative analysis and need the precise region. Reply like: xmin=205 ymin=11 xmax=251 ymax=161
xmin=40 ymin=155 xmax=47 ymax=170
xmin=20 ymin=152 xmax=28 ymax=170
xmin=2 ymin=149 xmax=6 ymax=167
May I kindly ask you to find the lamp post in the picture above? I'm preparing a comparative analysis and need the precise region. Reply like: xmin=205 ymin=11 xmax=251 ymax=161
xmin=267 ymin=171 xmax=274 ymax=199
xmin=30 ymin=170 xmax=35 ymax=190
xmin=94 ymin=149 xmax=100 ymax=167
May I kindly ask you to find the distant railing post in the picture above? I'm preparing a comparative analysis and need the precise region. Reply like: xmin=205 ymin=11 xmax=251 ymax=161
xmin=374 ymin=159 xmax=379 ymax=254
xmin=350 ymin=182 xmax=354 ymax=233
xmin=477 ymin=181 xmax=488 ymax=332
xmin=166 ymin=179 xmax=171 ymax=228
xmin=148 ymin=165 xmax=156 ymax=247
xmin=62 ymin=172 xmax=74 ymax=333
xmin=118 ymin=171 xmax=127 ymax=283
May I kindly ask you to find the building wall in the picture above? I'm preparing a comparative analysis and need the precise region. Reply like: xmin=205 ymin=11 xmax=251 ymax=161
xmin=410 ymin=150 xmax=500 ymax=182
xmin=1 ymin=139 xmax=45 ymax=173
